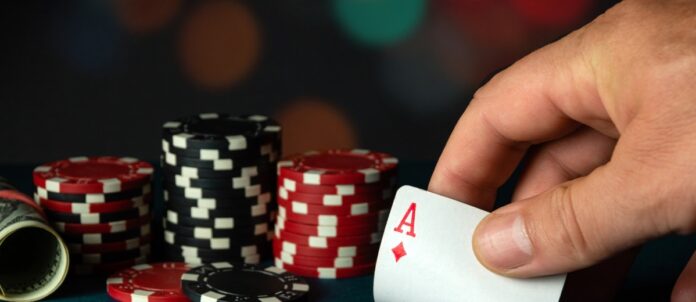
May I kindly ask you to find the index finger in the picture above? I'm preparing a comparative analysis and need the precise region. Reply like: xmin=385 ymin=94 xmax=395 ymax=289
xmin=428 ymin=32 xmax=613 ymax=210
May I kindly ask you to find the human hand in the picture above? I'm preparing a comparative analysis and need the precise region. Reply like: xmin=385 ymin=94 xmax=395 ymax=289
xmin=428 ymin=1 xmax=696 ymax=300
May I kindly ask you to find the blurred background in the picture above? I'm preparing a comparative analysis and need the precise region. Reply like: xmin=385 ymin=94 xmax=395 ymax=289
xmin=0 ymin=0 xmax=618 ymax=164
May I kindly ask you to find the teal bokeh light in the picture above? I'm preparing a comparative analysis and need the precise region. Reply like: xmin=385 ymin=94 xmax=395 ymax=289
xmin=333 ymin=0 xmax=426 ymax=47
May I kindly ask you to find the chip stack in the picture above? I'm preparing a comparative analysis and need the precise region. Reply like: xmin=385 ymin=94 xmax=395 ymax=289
xmin=273 ymin=149 xmax=398 ymax=279
xmin=32 ymin=156 xmax=154 ymax=275
xmin=160 ymin=113 xmax=281 ymax=265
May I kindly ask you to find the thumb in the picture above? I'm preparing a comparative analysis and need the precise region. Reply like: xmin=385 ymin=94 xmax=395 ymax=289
xmin=472 ymin=163 xmax=666 ymax=277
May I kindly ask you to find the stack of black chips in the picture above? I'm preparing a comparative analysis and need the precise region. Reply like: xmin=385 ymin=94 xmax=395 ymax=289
xmin=160 ymin=113 xmax=281 ymax=264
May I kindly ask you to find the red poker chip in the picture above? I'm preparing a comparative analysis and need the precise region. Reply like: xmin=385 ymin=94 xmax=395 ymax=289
xmin=278 ymin=206 xmax=389 ymax=227
xmin=274 ymin=227 xmax=382 ymax=248
xmin=33 ymin=156 xmax=154 ymax=194
xmin=277 ymin=149 xmax=398 ymax=185
xmin=278 ymin=186 xmax=391 ymax=206
xmin=68 ymin=234 xmax=152 ymax=254
xmin=278 ymin=175 xmax=396 ymax=195
xmin=37 ymin=194 xmax=151 ymax=214
xmin=70 ymin=256 xmax=148 ymax=276
xmin=277 ymin=216 xmax=386 ymax=237
xmin=107 ymin=262 xmax=190 ymax=302
xmin=273 ymin=246 xmax=376 ymax=268
xmin=273 ymin=239 xmax=379 ymax=258
xmin=278 ymin=197 xmax=385 ymax=216
xmin=274 ymin=258 xmax=375 ymax=279
xmin=52 ymin=214 xmax=151 ymax=234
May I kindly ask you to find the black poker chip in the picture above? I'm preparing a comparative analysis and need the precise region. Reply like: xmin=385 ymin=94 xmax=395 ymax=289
xmin=164 ymin=183 xmax=274 ymax=200
xmin=163 ymin=173 xmax=275 ymax=190
xmin=37 ymin=185 xmax=151 ymax=203
xmin=61 ymin=225 xmax=151 ymax=244
xmin=163 ymin=242 xmax=271 ymax=259
xmin=164 ymin=220 xmax=270 ymax=240
xmin=161 ymin=152 xmax=274 ymax=171
xmin=180 ymin=262 xmax=309 ymax=302
xmin=161 ymin=164 xmax=275 ymax=180
xmin=164 ymin=230 xmax=271 ymax=250
xmin=166 ymin=198 xmax=269 ymax=219
xmin=162 ymin=137 xmax=281 ymax=161
xmin=164 ymin=190 xmax=274 ymax=209
xmin=162 ymin=113 xmax=281 ymax=150
xmin=166 ymin=210 xmax=271 ymax=229
xmin=44 ymin=204 xmax=149 ymax=224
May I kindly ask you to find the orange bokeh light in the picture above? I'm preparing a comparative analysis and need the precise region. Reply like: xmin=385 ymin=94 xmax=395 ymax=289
xmin=275 ymin=98 xmax=358 ymax=155
xmin=115 ymin=0 xmax=181 ymax=34
xmin=179 ymin=0 xmax=260 ymax=90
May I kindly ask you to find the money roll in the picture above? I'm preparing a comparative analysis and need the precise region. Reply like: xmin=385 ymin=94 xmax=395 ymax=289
xmin=0 ymin=188 xmax=69 ymax=302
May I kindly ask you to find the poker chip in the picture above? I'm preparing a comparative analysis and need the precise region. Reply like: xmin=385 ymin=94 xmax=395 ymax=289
xmin=275 ymin=227 xmax=382 ymax=248
xmin=36 ymin=184 xmax=152 ymax=203
xmin=36 ymin=194 xmax=150 ymax=214
xmin=276 ymin=216 xmax=386 ymax=237
xmin=106 ymin=262 xmax=190 ymax=302
xmin=274 ymin=258 xmax=375 ymax=279
xmin=166 ymin=210 xmax=271 ymax=229
xmin=165 ymin=252 xmax=262 ymax=265
xmin=67 ymin=235 xmax=152 ymax=254
xmin=277 ymin=149 xmax=397 ymax=185
xmin=33 ymin=156 xmax=154 ymax=194
xmin=165 ymin=220 xmax=269 ymax=239
xmin=166 ymin=200 xmax=268 ymax=219
xmin=277 ymin=197 xmax=384 ymax=216
xmin=164 ymin=242 xmax=266 ymax=258
xmin=162 ymin=151 xmax=267 ymax=171
xmin=273 ymin=239 xmax=380 ymax=258
xmin=164 ymin=230 xmax=271 ymax=250
xmin=165 ymin=173 xmax=273 ymax=190
xmin=164 ymin=191 xmax=272 ymax=209
xmin=278 ymin=206 xmax=389 ymax=227
xmin=180 ymin=262 xmax=309 ymax=302
xmin=72 ymin=245 xmax=151 ymax=264
xmin=162 ymin=113 xmax=281 ymax=150
xmin=279 ymin=175 xmax=396 ymax=195
xmin=274 ymin=250 xmax=376 ymax=268
xmin=52 ymin=214 xmax=151 ymax=234
xmin=278 ymin=186 xmax=390 ymax=206
xmin=44 ymin=204 xmax=150 ymax=224
xmin=164 ymin=183 xmax=273 ymax=200
xmin=162 ymin=164 xmax=273 ymax=179
xmin=61 ymin=224 xmax=151 ymax=244
xmin=162 ymin=138 xmax=280 ymax=161
xmin=33 ymin=156 xmax=155 ymax=275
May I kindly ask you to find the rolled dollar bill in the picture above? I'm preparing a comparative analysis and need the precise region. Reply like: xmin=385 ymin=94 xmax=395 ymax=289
xmin=0 ymin=191 xmax=69 ymax=302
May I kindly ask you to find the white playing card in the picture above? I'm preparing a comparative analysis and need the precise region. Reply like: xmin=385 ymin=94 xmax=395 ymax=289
xmin=374 ymin=185 xmax=566 ymax=302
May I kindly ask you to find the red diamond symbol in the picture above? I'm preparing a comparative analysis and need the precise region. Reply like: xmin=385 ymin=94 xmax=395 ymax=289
xmin=392 ymin=241 xmax=407 ymax=262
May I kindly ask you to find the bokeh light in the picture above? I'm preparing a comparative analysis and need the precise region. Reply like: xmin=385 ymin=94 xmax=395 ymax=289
xmin=275 ymin=98 xmax=358 ymax=155
xmin=51 ymin=0 xmax=124 ymax=74
xmin=379 ymin=22 xmax=464 ymax=114
xmin=510 ymin=0 xmax=593 ymax=27
xmin=114 ymin=0 xmax=181 ymax=34
xmin=435 ymin=0 xmax=530 ymax=50
xmin=179 ymin=0 xmax=260 ymax=91
xmin=333 ymin=0 xmax=426 ymax=47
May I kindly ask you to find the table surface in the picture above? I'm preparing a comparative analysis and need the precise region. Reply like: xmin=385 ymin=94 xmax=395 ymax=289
xmin=1 ymin=161 xmax=693 ymax=302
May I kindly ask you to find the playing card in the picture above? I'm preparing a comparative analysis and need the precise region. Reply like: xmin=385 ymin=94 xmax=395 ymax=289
xmin=374 ymin=185 xmax=566 ymax=302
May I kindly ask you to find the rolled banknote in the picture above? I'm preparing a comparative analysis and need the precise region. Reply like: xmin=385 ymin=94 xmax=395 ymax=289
xmin=0 ymin=189 xmax=69 ymax=302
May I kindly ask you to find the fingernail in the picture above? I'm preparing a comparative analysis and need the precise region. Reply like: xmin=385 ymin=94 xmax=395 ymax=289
xmin=475 ymin=213 xmax=533 ymax=270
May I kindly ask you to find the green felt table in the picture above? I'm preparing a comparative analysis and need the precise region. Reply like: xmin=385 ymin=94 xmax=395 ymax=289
xmin=2 ymin=161 xmax=693 ymax=301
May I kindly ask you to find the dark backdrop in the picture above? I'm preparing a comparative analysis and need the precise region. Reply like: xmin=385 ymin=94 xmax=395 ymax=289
xmin=0 ymin=0 xmax=617 ymax=164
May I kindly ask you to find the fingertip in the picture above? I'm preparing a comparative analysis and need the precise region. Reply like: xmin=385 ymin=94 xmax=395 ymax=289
xmin=473 ymin=211 xmax=534 ymax=275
